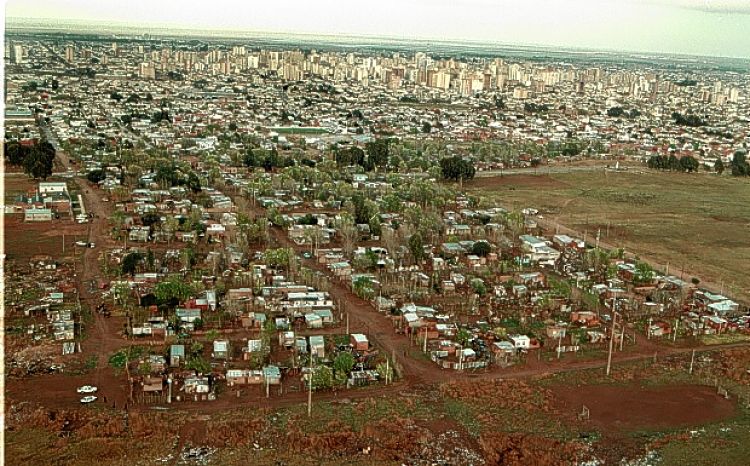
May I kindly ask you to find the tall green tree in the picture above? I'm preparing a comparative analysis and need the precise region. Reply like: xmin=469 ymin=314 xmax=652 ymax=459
xmin=715 ymin=158 xmax=725 ymax=174
xmin=310 ymin=365 xmax=334 ymax=391
xmin=679 ymin=155 xmax=699 ymax=172
xmin=408 ymin=233 xmax=426 ymax=263
xmin=333 ymin=352 xmax=355 ymax=384
xmin=154 ymin=277 xmax=194 ymax=305
xmin=365 ymin=139 xmax=390 ymax=169
xmin=730 ymin=151 xmax=749 ymax=177
xmin=439 ymin=156 xmax=475 ymax=182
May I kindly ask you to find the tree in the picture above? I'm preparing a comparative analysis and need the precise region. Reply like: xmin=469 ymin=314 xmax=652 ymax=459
xmin=353 ymin=276 xmax=375 ymax=299
xmin=22 ymin=143 xmax=55 ymax=180
xmin=471 ymin=241 xmax=491 ymax=257
xmin=138 ymin=361 xmax=152 ymax=375
xmin=456 ymin=329 xmax=471 ymax=346
xmin=730 ymin=151 xmax=749 ymax=177
xmin=679 ymin=155 xmax=699 ymax=172
xmin=337 ymin=215 xmax=358 ymax=256
xmin=335 ymin=146 xmax=365 ymax=168
xmin=146 ymin=249 xmax=155 ymax=271
xmin=667 ymin=154 xmax=679 ymax=171
xmin=350 ymin=193 xmax=377 ymax=225
xmin=333 ymin=352 xmax=355 ymax=384
xmin=310 ymin=365 xmax=334 ymax=391
xmin=141 ymin=212 xmax=161 ymax=227
xmin=154 ymin=277 xmax=194 ymax=306
xmin=715 ymin=158 xmax=725 ymax=174
xmin=121 ymin=252 xmax=143 ymax=276
xmin=408 ymin=233 xmax=426 ymax=263
xmin=365 ymin=139 xmax=390 ymax=169
xmin=186 ymin=172 xmax=202 ymax=193
xmin=376 ymin=361 xmax=393 ymax=382
xmin=87 ymin=169 xmax=106 ymax=183
xmin=634 ymin=262 xmax=654 ymax=286
xmin=607 ymin=107 xmax=625 ymax=118
xmin=672 ymin=112 xmax=705 ymax=127
xmin=421 ymin=121 xmax=432 ymax=133
xmin=190 ymin=341 xmax=204 ymax=356
xmin=113 ymin=282 xmax=131 ymax=305
xmin=186 ymin=356 xmax=211 ymax=374
xmin=647 ymin=155 xmax=665 ymax=170
xmin=163 ymin=215 xmax=180 ymax=244
xmin=151 ymin=109 xmax=171 ymax=124
xmin=265 ymin=247 xmax=293 ymax=270
xmin=470 ymin=278 xmax=487 ymax=296
xmin=5 ymin=142 xmax=29 ymax=165
xmin=439 ymin=156 xmax=475 ymax=182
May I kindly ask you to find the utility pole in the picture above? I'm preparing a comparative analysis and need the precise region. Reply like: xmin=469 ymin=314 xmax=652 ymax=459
xmin=307 ymin=355 xmax=313 ymax=417
xmin=595 ymin=228 xmax=601 ymax=250
xmin=606 ymin=310 xmax=618 ymax=376
xmin=689 ymin=349 xmax=695 ymax=374
xmin=385 ymin=357 xmax=390 ymax=385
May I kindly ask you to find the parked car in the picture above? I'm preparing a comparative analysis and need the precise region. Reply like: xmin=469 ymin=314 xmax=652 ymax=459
xmin=80 ymin=395 xmax=98 ymax=404
xmin=77 ymin=385 xmax=98 ymax=394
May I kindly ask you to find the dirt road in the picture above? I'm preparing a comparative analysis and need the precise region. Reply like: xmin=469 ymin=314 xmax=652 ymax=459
xmin=54 ymin=149 xmax=133 ymax=403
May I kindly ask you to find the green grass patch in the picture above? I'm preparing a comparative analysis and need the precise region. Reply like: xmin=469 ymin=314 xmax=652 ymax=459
xmin=655 ymin=409 xmax=750 ymax=466
xmin=443 ymin=399 xmax=482 ymax=437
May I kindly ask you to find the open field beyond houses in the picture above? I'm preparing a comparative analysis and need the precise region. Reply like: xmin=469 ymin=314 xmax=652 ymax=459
xmin=469 ymin=171 xmax=750 ymax=303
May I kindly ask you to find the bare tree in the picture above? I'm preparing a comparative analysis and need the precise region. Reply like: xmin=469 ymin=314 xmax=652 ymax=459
xmin=337 ymin=214 xmax=357 ymax=257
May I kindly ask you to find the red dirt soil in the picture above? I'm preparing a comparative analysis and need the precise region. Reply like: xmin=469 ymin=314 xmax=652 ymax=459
xmin=552 ymin=383 xmax=736 ymax=432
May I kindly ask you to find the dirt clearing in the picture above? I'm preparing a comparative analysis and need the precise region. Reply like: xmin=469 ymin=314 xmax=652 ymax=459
xmin=552 ymin=383 xmax=736 ymax=432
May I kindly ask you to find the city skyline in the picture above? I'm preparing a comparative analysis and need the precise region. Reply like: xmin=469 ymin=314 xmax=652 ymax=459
xmin=7 ymin=0 xmax=750 ymax=59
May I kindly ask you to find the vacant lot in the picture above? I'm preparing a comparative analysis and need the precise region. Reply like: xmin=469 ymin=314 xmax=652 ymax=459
xmin=5 ymin=176 xmax=37 ymax=195
xmin=4 ymin=215 xmax=87 ymax=262
xmin=552 ymin=383 xmax=736 ymax=431
xmin=469 ymin=170 xmax=750 ymax=303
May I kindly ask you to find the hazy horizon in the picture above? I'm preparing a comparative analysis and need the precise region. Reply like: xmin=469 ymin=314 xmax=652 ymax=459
xmin=6 ymin=0 xmax=750 ymax=59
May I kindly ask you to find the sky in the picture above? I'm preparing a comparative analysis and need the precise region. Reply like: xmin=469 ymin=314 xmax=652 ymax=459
xmin=6 ymin=0 xmax=750 ymax=58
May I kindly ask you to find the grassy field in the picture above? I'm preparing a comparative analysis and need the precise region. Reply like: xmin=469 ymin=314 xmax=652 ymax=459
xmin=469 ymin=170 xmax=750 ymax=303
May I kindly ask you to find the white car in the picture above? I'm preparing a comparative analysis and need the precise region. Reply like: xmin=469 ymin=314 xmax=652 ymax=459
xmin=75 ymin=241 xmax=88 ymax=247
xmin=77 ymin=385 xmax=98 ymax=394
xmin=80 ymin=395 xmax=98 ymax=404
